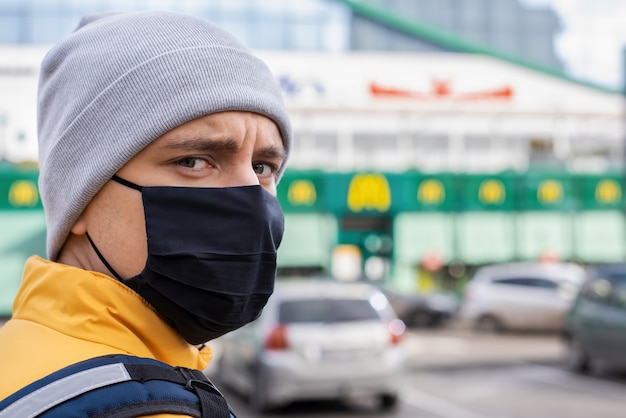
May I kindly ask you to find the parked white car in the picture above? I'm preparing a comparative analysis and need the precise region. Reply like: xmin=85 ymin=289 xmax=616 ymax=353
xmin=459 ymin=262 xmax=585 ymax=332
xmin=212 ymin=279 xmax=407 ymax=413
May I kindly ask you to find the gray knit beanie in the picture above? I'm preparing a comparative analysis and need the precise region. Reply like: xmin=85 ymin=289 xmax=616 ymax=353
xmin=37 ymin=11 xmax=293 ymax=261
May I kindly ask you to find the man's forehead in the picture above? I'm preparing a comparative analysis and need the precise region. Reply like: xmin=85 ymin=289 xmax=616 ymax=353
xmin=158 ymin=112 xmax=283 ymax=142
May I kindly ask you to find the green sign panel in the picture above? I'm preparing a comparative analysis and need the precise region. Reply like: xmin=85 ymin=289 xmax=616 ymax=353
xmin=522 ymin=172 xmax=575 ymax=211
xmin=459 ymin=174 xmax=517 ymax=211
xmin=576 ymin=174 xmax=624 ymax=210
xmin=0 ymin=169 xmax=41 ymax=210
xmin=277 ymin=171 xmax=324 ymax=213
xmin=279 ymin=169 xmax=625 ymax=214
xmin=404 ymin=173 xmax=457 ymax=212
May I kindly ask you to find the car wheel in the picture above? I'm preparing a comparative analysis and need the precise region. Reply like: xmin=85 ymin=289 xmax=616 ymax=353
xmin=565 ymin=337 xmax=589 ymax=374
xmin=475 ymin=315 xmax=502 ymax=333
xmin=249 ymin=364 xmax=272 ymax=414
xmin=379 ymin=393 xmax=399 ymax=411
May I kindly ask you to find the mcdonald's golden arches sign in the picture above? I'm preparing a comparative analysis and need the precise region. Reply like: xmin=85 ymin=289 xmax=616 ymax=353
xmin=347 ymin=173 xmax=391 ymax=212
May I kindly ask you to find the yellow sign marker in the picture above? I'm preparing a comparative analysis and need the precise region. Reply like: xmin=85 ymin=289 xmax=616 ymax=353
xmin=537 ymin=180 xmax=563 ymax=204
xmin=417 ymin=179 xmax=445 ymax=205
xmin=478 ymin=179 xmax=505 ymax=204
xmin=8 ymin=180 xmax=39 ymax=207
xmin=288 ymin=179 xmax=317 ymax=206
xmin=595 ymin=179 xmax=621 ymax=204
xmin=347 ymin=173 xmax=391 ymax=212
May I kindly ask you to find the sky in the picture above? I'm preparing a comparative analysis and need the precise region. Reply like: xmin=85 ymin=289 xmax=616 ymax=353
xmin=522 ymin=0 xmax=626 ymax=90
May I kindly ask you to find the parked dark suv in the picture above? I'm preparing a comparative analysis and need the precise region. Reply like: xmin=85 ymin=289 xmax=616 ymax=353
xmin=563 ymin=264 xmax=626 ymax=374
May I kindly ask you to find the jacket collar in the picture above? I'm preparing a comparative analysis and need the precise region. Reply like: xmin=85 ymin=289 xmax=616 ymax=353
xmin=12 ymin=256 xmax=211 ymax=370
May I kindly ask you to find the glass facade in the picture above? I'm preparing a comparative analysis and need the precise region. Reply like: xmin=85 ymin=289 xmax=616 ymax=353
xmin=0 ymin=0 xmax=562 ymax=72
xmin=0 ymin=0 xmax=350 ymax=51
xmin=351 ymin=0 xmax=563 ymax=71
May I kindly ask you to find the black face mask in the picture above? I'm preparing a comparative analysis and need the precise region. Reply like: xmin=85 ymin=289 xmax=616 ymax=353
xmin=87 ymin=175 xmax=284 ymax=345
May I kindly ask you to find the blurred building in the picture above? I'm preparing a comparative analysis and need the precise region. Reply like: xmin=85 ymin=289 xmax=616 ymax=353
xmin=0 ymin=0 xmax=624 ymax=304
xmin=0 ymin=0 xmax=620 ymax=172
xmin=349 ymin=0 xmax=564 ymax=71
xmin=0 ymin=0 xmax=350 ymax=50
xmin=0 ymin=0 xmax=563 ymax=71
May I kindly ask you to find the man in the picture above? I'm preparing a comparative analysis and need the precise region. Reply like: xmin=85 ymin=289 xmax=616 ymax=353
xmin=0 ymin=10 xmax=292 ymax=416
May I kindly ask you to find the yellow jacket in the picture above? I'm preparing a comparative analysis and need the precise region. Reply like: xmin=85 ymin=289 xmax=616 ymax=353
xmin=0 ymin=256 xmax=213 ymax=417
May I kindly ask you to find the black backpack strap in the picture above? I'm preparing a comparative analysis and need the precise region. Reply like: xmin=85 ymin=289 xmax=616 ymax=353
xmin=124 ymin=362 xmax=233 ymax=418
xmin=0 ymin=355 xmax=236 ymax=418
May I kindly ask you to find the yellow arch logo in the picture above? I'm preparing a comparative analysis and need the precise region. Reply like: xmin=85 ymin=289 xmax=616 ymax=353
xmin=595 ymin=179 xmax=621 ymax=204
xmin=537 ymin=180 xmax=563 ymax=204
xmin=8 ymin=180 xmax=39 ymax=207
xmin=347 ymin=173 xmax=391 ymax=212
xmin=478 ymin=179 xmax=506 ymax=205
xmin=417 ymin=179 xmax=445 ymax=205
xmin=287 ymin=179 xmax=317 ymax=206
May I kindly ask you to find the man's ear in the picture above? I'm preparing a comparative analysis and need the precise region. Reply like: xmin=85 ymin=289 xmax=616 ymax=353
xmin=70 ymin=214 xmax=88 ymax=235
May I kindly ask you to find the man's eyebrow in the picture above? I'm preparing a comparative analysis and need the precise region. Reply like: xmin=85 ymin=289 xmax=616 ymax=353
xmin=157 ymin=137 xmax=287 ymax=160
xmin=255 ymin=146 xmax=287 ymax=161
xmin=157 ymin=137 xmax=240 ymax=152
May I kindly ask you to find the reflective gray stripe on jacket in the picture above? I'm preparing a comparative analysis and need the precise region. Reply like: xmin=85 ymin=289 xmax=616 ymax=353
xmin=0 ymin=363 xmax=129 ymax=418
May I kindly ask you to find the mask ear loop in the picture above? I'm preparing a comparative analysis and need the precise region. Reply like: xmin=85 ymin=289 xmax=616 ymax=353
xmin=85 ymin=232 xmax=125 ymax=282
xmin=87 ymin=174 xmax=144 ymax=281
xmin=85 ymin=174 xmax=143 ymax=282
xmin=111 ymin=174 xmax=143 ymax=191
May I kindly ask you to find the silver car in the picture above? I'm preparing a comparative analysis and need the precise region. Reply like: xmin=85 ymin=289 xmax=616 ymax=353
xmin=212 ymin=279 xmax=407 ymax=413
xmin=459 ymin=262 xmax=585 ymax=332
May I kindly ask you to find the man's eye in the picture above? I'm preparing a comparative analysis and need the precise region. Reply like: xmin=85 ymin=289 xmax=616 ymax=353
xmin=177 ymin=157 xmax=203 ymax=169
xmin=253 ymin=162 xmax=275 ymax=177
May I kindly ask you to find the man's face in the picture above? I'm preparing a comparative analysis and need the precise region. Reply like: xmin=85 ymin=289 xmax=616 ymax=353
xmin=70 ymin=111 xmax=286 ymax=278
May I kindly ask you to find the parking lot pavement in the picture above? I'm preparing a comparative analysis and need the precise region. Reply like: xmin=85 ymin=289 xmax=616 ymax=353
xmin=404 ymin=322 xmax=565 ymax=371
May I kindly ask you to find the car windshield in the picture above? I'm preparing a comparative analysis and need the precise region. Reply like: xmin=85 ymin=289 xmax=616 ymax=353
xmin=587 ymin=271 xmax=626 ymax=309
xmin=603 ymin=272 xmax=626 ymax=282
xmin=491 ymin=277 xmax=571 ymax=289
xmin=279 ymin=299 xmax=380 ymax=323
